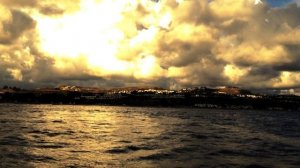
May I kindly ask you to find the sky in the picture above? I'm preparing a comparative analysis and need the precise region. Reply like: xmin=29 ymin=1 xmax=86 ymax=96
xmin=0 ymin=0 xmax=300 ymax=93
xmin=268 ymin=0 xmax=297 ymax=7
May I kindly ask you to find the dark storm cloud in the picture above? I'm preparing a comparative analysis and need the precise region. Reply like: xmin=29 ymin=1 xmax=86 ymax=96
xmin=273 ymin=44 xmax=300 ymax=71
xmin=39 ymin=5 xmax=65 ymax=16
xmin=247 ymin=66 xmax=281 ymax=82
xmin=0 ymin=10 xmax=35 ymax=44
xmin=157 ymin=40 xmax=213 ymax=67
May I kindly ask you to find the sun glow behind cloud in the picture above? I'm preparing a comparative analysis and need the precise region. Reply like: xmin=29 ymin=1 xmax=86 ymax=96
xmin=35 ymin=0 xmax=134 ymax=74
xmin=33 ymin=0 xmax=169 ymax=78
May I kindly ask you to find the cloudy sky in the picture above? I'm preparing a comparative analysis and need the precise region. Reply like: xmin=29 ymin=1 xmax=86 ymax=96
xmin=0 ymin=0 xmax=300 ymax=92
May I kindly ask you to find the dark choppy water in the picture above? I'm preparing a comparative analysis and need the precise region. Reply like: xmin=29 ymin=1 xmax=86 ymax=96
xmin=0 ymin=104 xmax=299 ymax=168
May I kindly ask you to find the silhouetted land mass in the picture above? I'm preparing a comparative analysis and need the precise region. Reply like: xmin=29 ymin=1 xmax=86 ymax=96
xmin=0 ymin=85 xmax=299 ymax=111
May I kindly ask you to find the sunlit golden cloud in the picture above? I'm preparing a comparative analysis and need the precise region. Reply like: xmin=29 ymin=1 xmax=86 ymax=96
xmin=0 ymin=0 xmax=300 ymax=92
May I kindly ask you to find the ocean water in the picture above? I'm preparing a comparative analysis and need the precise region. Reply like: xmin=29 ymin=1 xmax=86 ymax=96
xmin=0 ymin=104 xmax=299 ymax=168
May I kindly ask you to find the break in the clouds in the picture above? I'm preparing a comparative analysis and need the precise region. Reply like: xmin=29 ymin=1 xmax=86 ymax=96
xmin=0 ymin=0 xmax=300 ymax=92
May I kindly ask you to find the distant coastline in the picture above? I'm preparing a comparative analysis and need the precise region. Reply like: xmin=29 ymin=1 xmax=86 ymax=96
xmin=0 ymin=85 xmax=299 ymax=111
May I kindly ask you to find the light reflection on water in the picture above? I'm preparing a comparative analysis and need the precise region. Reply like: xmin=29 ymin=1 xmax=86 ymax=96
xmin=0 ymin=104 xmax=299 ymax=168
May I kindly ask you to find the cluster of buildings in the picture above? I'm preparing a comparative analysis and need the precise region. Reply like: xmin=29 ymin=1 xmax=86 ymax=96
xmin=0 ymin=85 xmax=299 ymax=110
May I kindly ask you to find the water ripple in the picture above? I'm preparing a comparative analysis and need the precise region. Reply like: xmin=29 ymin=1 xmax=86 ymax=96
xmin=0 ymin=104 xmax=299 ymax=167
